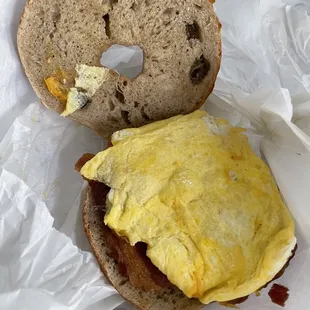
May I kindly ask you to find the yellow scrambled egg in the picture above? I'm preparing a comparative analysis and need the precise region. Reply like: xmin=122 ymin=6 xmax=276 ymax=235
xmin=80 ymin=110 xmax=296 ymax=304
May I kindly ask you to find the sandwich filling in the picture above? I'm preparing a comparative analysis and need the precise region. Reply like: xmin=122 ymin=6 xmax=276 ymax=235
xmin=76 ymin=154 xmax=171 ymax=292
xmin=80 ymin=110 xmax=296 ymax=304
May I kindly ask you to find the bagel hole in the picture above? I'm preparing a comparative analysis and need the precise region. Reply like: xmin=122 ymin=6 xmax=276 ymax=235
xmin=100 ymin=44 xmax=144 ymax=79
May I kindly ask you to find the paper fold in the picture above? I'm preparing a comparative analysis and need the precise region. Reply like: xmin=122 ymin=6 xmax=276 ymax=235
xmin=1 ymin=0 xmax=310 ymax=309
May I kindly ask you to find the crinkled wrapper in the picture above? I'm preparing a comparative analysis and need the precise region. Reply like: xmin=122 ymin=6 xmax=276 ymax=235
xmin=1 ymin=0 xmax=310 ymax=309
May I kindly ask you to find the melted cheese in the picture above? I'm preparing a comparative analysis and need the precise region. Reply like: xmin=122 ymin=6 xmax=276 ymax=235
xmin=45 ymin=76 xmax=68 ymax=102
xmin=74 ymin=64 xmax=110 ymax=96
xmin=61 ymin=88 xmax=89 ymax=117
xmin=80 ymin=110 xmax=296 ymax=304
xmin=60 ymin=64 xmax=110 ymax=116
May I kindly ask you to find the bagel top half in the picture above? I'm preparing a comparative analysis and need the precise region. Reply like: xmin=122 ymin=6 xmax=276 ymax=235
xmin=18 ymin=0 xmax=221 ymax=138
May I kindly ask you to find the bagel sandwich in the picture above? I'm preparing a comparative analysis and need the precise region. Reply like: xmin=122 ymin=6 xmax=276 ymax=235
xmin=76 ymin=110 xmax=296 ymax=309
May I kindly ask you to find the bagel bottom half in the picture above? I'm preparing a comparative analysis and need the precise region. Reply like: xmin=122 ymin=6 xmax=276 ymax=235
xmin=82 ymin=182 xmax=203 ymax=310
xmin=79 ymin=149 xmax=296 ymax=310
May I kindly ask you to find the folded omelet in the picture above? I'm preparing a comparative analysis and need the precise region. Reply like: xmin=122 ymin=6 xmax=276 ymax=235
xmin=80 ymin=110 xmax=296 ymax=304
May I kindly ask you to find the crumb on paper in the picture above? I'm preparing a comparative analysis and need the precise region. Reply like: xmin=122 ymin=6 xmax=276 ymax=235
xmin=219 ymin=302 xmax=239 ymax=309
xmin=31 ymin=115 xmax=38 ymax=123
xmin=42 ymin=178 xmax=61 ymax=200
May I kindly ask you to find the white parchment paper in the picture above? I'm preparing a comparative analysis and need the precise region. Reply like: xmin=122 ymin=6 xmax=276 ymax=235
xmin=1 ymin=0 xmax=310 ymax=309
